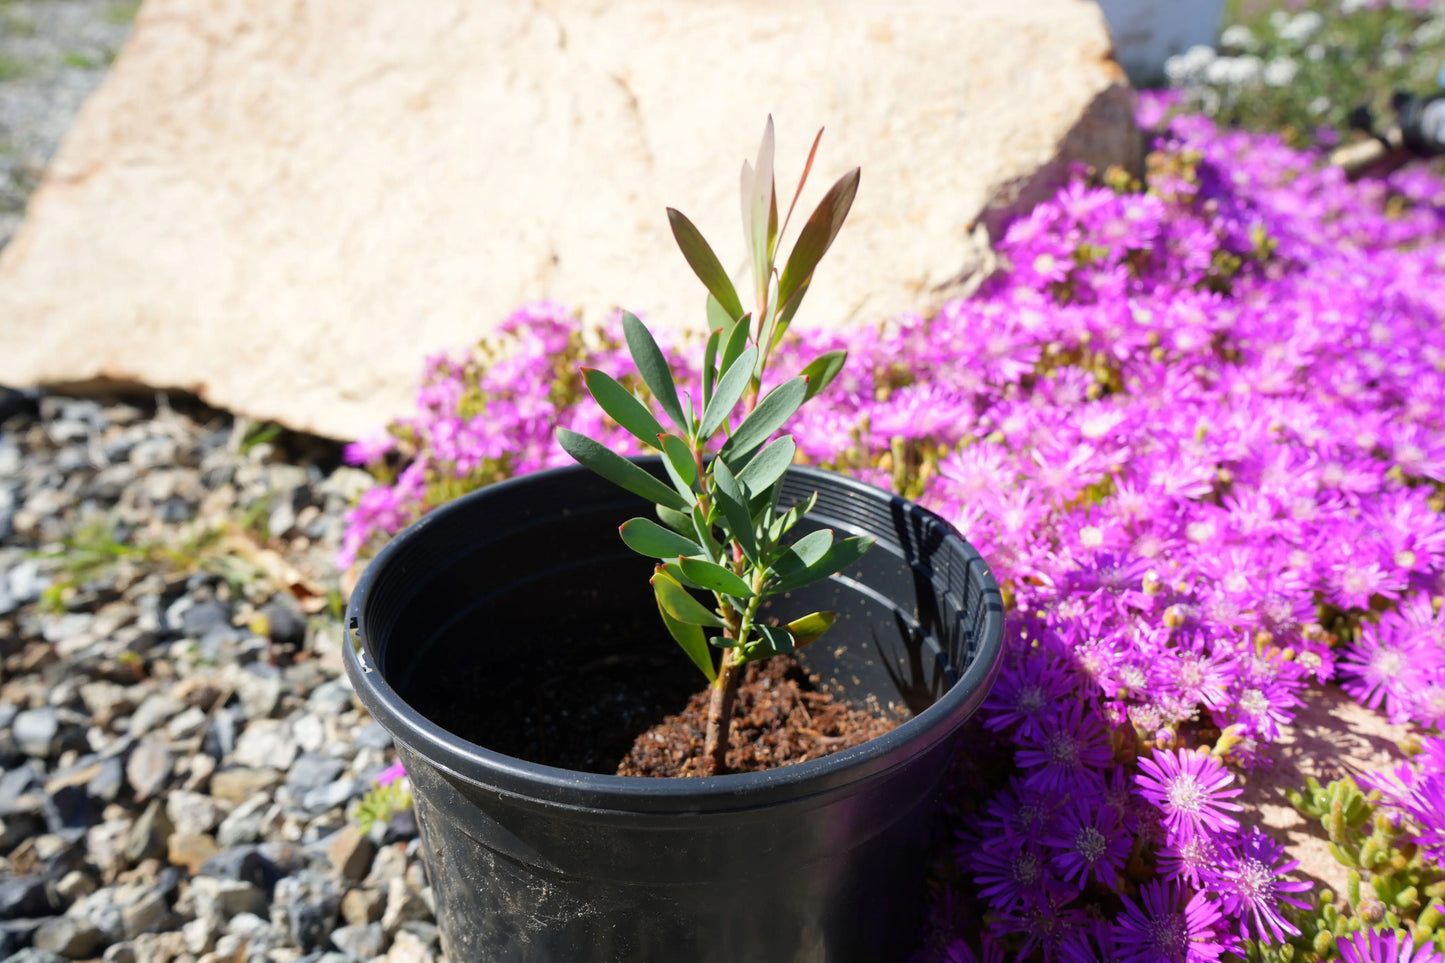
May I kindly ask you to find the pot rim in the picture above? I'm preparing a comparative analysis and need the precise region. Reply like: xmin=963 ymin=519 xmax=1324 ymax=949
xmin=345 ymin=460 xmax=1005 ymax=813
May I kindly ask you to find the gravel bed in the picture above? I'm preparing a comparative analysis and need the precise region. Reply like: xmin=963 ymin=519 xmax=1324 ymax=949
xmin=0 ymin=390 xmax=444 ymax=963
xmin=0 ymin=0 xmax=136 ymax=249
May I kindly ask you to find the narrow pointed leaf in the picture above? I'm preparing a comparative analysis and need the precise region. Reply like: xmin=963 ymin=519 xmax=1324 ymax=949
xmin=739 ymin=159 xmax=755 ymax=257
xmin=622 ymin=313 xmax=687 ymax=432
xmin=786 ymin=611 xmax=835 ymax=648
xmin=756 ymin=624 xmax=794 ymax=655
xmin=770 ymin=535 xmax=876 ymax=594
xmin=655 ymin=590 xmax=717 ymax=683
xmin=709 ymin=635 xmax=739 ymax=648
xmin=711 ymin=460 xmax=758 ymax=563
xmin=779 ymin=127 xmax=825 ymax=243
xmin=678 ymin=557 xmax=754 ymax=598
xmin=777 ymin=167 xmax=860 ymax=314
xmin=581 ymin=368 xmax=666 ymax=450
xmin=657 ymin=505 xmax=693 ymax=535
xmin=662 ymin=559 xmax=705 ymax=591
xmin=774 ymin=276 xmax=811 ymax=342
xmin=707 ymin=293 xmax=737 ymax=332
xmin=737 ymin=436 xmax=795 ymax=497
xmin=702 ymin=327 xmax=721 ymax=410
xmin=659 ymin=434 xmax=697 ymax=489
xmin=798 ymin=351 xmax=847 ymax=403
xmin=719 ymin=314 xmax=751 ymax=380
xmin=749 ymin=119 xmax=776 ymax=303
xmin=773 ymin=529 xmax=833 ymax=575
xmin=700 ymin=345 xmax=756 ymax=438
xmin=667 ymin=209 xmax=745 ymax=321
xmin=556 ymin=429 xmax=688 ymax=511
xmin=652 ymin=570 xmax=725 ymax=627
xmin=723 ymin=377 xmax=808 ymax=458
xmin=620 ymin=517 xmax=703 ymax=559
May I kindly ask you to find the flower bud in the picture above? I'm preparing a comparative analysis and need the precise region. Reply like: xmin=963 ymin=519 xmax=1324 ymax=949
xmin=1142 ymin=569 xmax=1163 ymax=596
xmin=1357 ymin=896 xmax=1387 ymax=925
xmin=1163 ymin=604 xmax=1187 ymax=629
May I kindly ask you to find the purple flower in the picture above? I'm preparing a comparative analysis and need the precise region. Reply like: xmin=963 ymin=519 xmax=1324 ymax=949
xmin=1043 ymin=796 xmax=1131 ymax=888
xmin=1133 ymin=748 xmax=1242 ymax=843
xmin=981 ymin=656 xmax=1078 ymax=741
xmin=375 ymin=761 xmax=407 ymax=786
xmin=1015 ymin=701 xmax=1114 ymax=795
xmin=969 ymin=834 xmax=1053 ymax=913
xmin=1202 ymin=827 xmax=1310 ymax=943
xmin=1336 ymin=928 xmax=1445 ymax=963
xmin=1114 ymin=879 xmax=1232 ymax=963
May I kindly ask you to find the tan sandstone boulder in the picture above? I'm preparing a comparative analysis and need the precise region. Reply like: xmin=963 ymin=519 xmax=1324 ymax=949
xmin=0 ymin=0 xmax=1138 ymax=440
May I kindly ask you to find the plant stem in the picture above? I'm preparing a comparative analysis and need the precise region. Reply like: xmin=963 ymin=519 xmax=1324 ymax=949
xmin=702 ymin=647 xmax=741 ymax=776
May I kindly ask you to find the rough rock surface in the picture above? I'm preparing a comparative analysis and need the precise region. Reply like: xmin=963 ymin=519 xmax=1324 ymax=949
xmin=0 ymin=0 xmax=1138 ymax=441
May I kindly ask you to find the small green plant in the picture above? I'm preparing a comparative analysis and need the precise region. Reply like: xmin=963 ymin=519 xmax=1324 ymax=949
xmin=557 ymin=119 xmax=871 ymax=775
xmin=353 ymin=763 xmax=412 ymax=833
xmin=104 ymin=0 xmax=142 ymax=25
xmin=0 ymin=52 xmax=35 ymax=83
xmin=61 ymin=50 xmax=105 ymax=70
xmin=1262 ymin=775 xmax=1445 ymax=962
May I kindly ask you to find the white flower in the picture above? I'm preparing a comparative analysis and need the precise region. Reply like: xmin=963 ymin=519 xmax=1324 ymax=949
xmin=1206 ymin=55 xmax=1263 ymax=87
xmin=1341 ymin=0 xmax=1369 ymax=13
xmin=1219 ymin=24 xmax=1258 ymax=52
xmin=1413 ymin=18 xmax=1445 ymax=45
xmin=1381 ymin=48 xmax=1405 ymax=68
xmin=1306 ymin=43 xmax=1326 ymax=61
xmin=1263 ymin=57 xmax=1298 ymax=87
xmin=1164 ymin=44 xmax=1218 ymax=86
xmin=1309 ymin=95 xmax=1332 ymax=116
xmin=1279 ymin=10 xmax=1324 ymax=44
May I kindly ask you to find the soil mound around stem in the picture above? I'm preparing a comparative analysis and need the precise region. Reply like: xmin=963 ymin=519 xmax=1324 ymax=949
xmin=617 ymin=656 xmax=905 ymax=778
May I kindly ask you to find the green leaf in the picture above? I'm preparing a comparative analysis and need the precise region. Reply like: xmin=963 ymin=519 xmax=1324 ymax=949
xmin=667 ymin=209 xmax=745 ymax=322
xmin=662 ymin=559 xmax=705 ymax=590
xmin=655 ymin=587 xmax=717 ymax=683
xmin=774 ymin=277 xmax=811 ymax=342
xmin=701 ymin=326 xmax=721 ymax=411
xmin=756 ymin=624 xmax=794 ymax=655
xmin=773 ymin=529 xmax=833 ymax=574
xmin=711 ymin=460 xmax=758 ymax=564
xmin=581 ymin=368 xmax=665 ymax=451
xmin=797 ymin=351 xmax=847 ymax=403
xmin=785 ymin=611 xmax=835 ymax=648
xmin=691 ymin=503 xmax=719 ymax=558
xmin=659 ymin=434 xmax=697 ymax=489
xmin=700 ymin=345 xmax=757 ymax=439
xmin=706 ymin=293 xmax=736 ymax=332
xmin=719 ymin=314 xmax=751 ymax=383
xmin=776 ymin=167 xmax=860 ymax=319
xmin=737 ymin=436 xmax=795 ymax=497
xmin=652 ymin=570 xmax=725 ymax=627
xmin=619 ymin=518 xmax=704 ymax=559
xmin=748 ymin=118 xmax=776 ymax=303
xmin=656 ymin=505 xmax=692 ymax=535
xmin=723 ymin=377 xmax=808 ymax=458
xmin=709 ymin=635 xmax=739 ymax=648
xmin=555 ymin=429 xmax=689 ymax=511
xmin=622 ymin=313 xmax=687 ymax=432
xmin=770 ymin=535 xmax=875 ymax=594
xmin=677 ymin=557 xmax=754 ymax=598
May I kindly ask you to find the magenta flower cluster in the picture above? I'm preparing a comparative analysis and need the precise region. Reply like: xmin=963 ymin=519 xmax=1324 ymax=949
xmin=340 ymin=92 xmax=1445 ymax=958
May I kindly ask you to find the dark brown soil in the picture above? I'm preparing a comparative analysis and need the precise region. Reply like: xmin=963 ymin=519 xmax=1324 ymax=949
xmin=616 ymin=656 xmax=905 ymax=778
xmin=422 ymin=647 xmax=904 ymax=777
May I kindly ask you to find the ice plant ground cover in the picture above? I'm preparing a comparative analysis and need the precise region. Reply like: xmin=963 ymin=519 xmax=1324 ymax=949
xmin=341 ymin=97 xmax=1445 ymax=961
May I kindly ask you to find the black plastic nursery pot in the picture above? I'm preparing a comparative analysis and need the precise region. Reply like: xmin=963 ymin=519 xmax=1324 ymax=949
xmin=344 ymin=460 xmax=1006 ymax=963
